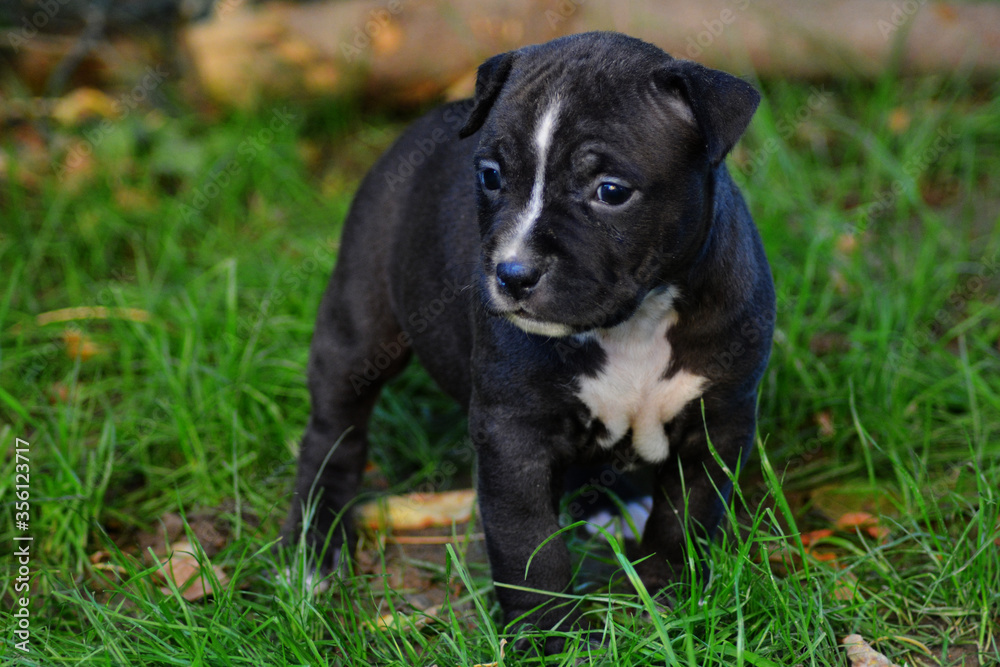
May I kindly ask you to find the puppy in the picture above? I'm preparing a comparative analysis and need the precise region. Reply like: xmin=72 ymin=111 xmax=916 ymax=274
xmin=282 ymin=31 xmax=775 ymax=650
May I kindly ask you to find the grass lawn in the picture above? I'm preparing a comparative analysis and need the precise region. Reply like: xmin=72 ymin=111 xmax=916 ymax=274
xmin=1 ymin=68 xmax=999 ymax=666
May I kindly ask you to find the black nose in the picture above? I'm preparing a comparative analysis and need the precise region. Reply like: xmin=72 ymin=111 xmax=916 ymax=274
xmin=496 ymin=261 xmax=542 ymax=300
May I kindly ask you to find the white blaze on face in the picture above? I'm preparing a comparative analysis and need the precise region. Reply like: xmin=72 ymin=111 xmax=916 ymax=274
xmin=498 ymin=99 xmax=562 ymax=262
xmin=576 ymin=287 xmax=709 ymax=464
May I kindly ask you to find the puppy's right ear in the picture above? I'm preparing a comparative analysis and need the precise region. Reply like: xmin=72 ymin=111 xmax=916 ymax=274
xmin=656 ymin=60 xmax=760 ymax=167
xmin=458 ymin=51 xmax=516 ymax=138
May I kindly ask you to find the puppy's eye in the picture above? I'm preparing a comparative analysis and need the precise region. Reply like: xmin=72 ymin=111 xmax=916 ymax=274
xmin=479 ymin=168 xmax=502 ymax=191
xmin=595 ymin=182 xmax=633 ymax=206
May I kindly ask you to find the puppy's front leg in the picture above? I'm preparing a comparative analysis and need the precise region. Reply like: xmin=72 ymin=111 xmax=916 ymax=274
xmin=636 ymin=396 xmax=758 ymax=594
xmin=470 ymin=407 xmax=578 ymax=644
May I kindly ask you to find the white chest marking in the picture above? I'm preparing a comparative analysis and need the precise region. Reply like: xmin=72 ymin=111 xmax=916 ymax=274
xmin=575 ymin=288 xmax=708 ymax=464
xmin=498 ymin=100 xmax=561 ymax=262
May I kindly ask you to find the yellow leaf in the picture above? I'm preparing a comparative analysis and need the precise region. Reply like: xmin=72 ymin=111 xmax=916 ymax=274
xmin=52 ymin=87 xmax=117 ymax=127
xmin=358 ymin=489 xmax=476 ymax=531
xmin=887 ymin=108 xmax=910 ymax=135
xmin=156 ymin=540 xmax=229 ymax=601
xmin=842 ymin=634 xmax=900 ymax=667
xmin=472 ymin=638 xmax=506 ymax=667
xmin=62 ymin=329 xmax=102 ymax=361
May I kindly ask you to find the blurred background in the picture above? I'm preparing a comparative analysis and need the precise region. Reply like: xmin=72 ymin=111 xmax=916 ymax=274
xmin=1 ymin=1 xmax=998 ymax=665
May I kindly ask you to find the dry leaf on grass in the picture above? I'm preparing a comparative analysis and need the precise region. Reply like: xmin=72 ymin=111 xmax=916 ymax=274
xmin=51 ymin=87 xmax=118 ymax=126
xmin=887 ymin=108 xmax=911 ymax=135
xmin=155 ymin=540 xmax=229 ymax=601
xmin=832 ymin=571 xmax=860 ymax=601
xmin=366 ymin=604 xmax=442 ymax=632
xmin=799 ymin=528 xmax=834 ymax=546
xmin=842 ymin=634 xmax=901 ymax=667
xmin=836 ymin=511 xmax=890 ymax=540
xmin=88 ymin=550 xmax=128 ymax=576
xmin=808 ymin=483 xmax=897 ymax=525
xmin=47 ymin=382 xmax=80 ymax=404
xmin=813 ymin=408 xmax=837 ymax=435
xmin=358 ymin=489 xmax=476 ymax=531
xmin=472 ymin=638 xmax=507 ymax=667
xmin=62 ymin=329 xmax=102 ymax=361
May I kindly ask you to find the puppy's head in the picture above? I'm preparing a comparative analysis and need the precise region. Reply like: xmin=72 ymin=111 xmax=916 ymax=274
xmin=459 ymin=32 xmax=760 ymax=337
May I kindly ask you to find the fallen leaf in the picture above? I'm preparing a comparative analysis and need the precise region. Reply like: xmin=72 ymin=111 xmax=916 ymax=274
xmin=114 ymin=186 xmax=157 ymax=213
xmin=842 ymin=634 xmax=900 ymax=667
xmin=832 ymin=575 xmax=858 ymax=600
xmin=88 ymin=551 xmax=128 ymax=576
xmin=808 ymin=483 xmax=897 ymax=523
xmin=62 ymin=329 xmax=102 ymax=360
xmin=52 ymin=87 xmax=117 ymax=126
xmin=472 ymin=638 xmax=507 ymax=667
xmin=47 ymin=382 xmax=80 ymax=404
xmin=835 ymin=511 xmax=877 ymax=531
xmin=367 ymin=604 xmax=442 ymax=632
xmin=799 ymin=528 xmax=834 ymax=546
xmin=836 ymin=232 xmax=859 ymax=255
xmin=358 ymin=489 xmax=476 ymax=532
xmin=808 ymin=334 xmax=850 ymax=356
xmin=835 ymin=511 xmax=890 ymax=540
xmin=807 ymin=549 xmax=838 ymax=563
xmin=276 ymin=37 xmax=319 ymax=66
xmin=813 ymin=409 xmax=836 ymax=437
xmin=866 ymin=525 xmax=889 ymax=540
xmin=766 ymin=542 xmax=801 ymax=566
xmin=933 ymin=4 xmax=959 ymax=21
xmin=887 ymin=108 xmax=910 ymax=135
xmin=304 ymin=62 xmax=342 ymax=94
xmin=155 ymin=540 xmax=229 ymax=601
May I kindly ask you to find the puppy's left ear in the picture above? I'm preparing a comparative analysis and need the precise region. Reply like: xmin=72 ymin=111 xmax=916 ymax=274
xmin=458 ymin=51 xmax=517 ymax=138
xmin=657 ymin=61 xmax=760 ymax=167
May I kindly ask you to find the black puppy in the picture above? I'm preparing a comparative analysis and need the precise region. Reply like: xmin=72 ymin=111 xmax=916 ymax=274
xmin=282 ymin=31 xmax=774 ymax=648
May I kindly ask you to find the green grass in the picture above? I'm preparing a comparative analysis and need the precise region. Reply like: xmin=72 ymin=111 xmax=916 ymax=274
xmin=1 ymin=69 xmax=999 ymax=666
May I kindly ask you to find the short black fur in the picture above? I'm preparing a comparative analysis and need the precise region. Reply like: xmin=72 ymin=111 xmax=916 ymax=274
xmin=281 ymin=31 xmax=775 ymax=656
